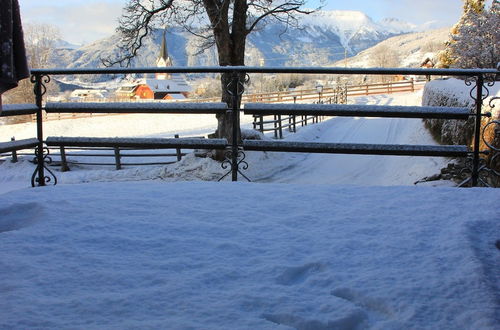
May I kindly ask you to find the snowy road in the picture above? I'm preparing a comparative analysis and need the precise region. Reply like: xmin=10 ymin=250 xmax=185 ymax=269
xmin=255 ymin=117 xmax=445 ymax=185
xmin=249 ymin=92 xmax=448 ymax=185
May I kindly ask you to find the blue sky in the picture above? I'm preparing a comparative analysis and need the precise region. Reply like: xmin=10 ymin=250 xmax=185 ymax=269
xmin=19 ymin=0 xmax=471 ymax=44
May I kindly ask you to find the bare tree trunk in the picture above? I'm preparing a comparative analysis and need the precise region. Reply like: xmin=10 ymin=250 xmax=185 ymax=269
xmin=108 ymin=0 xmax=314 ymax=161
xmin=206 ymin=0 xmax=248 ymax=159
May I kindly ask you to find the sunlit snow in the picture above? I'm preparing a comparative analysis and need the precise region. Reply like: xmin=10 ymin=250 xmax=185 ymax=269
xmin=1 ymin=90 xmax=499 ymax=329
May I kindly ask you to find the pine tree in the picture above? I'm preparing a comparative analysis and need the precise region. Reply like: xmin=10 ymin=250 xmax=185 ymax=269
xmin=440 ymin=0 xmax=499 ymax=69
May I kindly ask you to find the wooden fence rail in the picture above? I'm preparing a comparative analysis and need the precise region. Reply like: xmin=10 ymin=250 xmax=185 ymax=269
xmin=1 ymin=79 xmax=425 ymax=123
xmin=0 ymin=135 xmax=207 ymax=170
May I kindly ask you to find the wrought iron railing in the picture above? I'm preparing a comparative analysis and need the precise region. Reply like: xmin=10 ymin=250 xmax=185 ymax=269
xmin=1 ymin=66 xmax=498 ymax=187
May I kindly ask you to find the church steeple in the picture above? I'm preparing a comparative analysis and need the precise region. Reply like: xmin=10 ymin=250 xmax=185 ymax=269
xmin=158 ymin=29 xmax=169 ymax=62
xmin=156 ymin=27 xmax=173 ymax=79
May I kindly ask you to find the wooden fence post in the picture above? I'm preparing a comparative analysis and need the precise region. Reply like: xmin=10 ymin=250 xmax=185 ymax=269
xmin=114 ymin=147 xmax=122 ymax=170
xmin=273 ymin=115 xmax=278 ymax=139
xmin=10 ymin=137 xmax=18 ymax=163
xmin=278 ymin=114 xmax=283 ymax=139
xmin=59 ymin=146 xmax=70 ymax=172
xmin=174 ymin=134 xmax=182 ymax=161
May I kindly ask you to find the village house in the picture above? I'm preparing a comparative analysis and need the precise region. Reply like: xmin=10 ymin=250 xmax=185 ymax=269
xmin=420 ymin=57 xmax=436 ymax=69
xmin=70 ymin=89 xmax=109 ymax=100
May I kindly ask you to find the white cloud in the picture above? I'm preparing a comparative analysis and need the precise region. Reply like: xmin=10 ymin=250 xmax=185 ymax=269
xmin=378 ymin=0 xmax=463 ymax=26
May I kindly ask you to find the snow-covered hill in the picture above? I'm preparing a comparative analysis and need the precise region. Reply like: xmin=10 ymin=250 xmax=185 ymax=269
xmin=333 ymin=27 xmax=450 ymax=68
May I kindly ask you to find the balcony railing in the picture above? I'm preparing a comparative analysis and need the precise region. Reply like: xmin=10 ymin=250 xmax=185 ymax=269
xmin=1 ymin=66 xmax=498 ymax=187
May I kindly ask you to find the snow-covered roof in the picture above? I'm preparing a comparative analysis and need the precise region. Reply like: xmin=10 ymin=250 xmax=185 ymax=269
xmin=168 ymin=93 xmax=186 ymax=100
xmin=70 ymin=89 xmax=108 ymax=98
xmin=139 ymin=77 xmax=192 ymax=93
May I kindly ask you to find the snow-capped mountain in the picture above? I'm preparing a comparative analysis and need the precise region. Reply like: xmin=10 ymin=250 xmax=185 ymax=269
xmin=49 ymin=10 xmax=439 ymax=82
xmin=332 ymin=27 xmax=450 ymax=69
xmin=54 ymin=39 xmax=82 ymax=50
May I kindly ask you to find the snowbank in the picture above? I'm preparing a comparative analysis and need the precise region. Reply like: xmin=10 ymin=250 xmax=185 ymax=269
xmin=0 ymin=182 xmax=499 ymax=329
xmin=422 ymin=78 xmax=500 ymax=145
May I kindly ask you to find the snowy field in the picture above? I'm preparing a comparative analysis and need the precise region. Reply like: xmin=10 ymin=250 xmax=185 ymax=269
xmin=1 ymin=91 xmax=499 ymax=329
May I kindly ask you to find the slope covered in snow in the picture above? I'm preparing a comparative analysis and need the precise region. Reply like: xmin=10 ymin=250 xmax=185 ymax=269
xmin=300 ymin=11 xmax=418 ymax=54
xmin=334 ymin=27 xmax=450 ymax=68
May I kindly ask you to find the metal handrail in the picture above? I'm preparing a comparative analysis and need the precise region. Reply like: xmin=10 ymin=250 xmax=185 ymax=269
xmin=31 ymin=66 xmax=498 ymax=76
xmin=7 ymin=65 xmax=498 ymax=186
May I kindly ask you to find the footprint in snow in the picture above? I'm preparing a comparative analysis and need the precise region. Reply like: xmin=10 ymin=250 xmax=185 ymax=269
xmin=0 ymin=202 xmax=45 ymax=233
xmin=262 ymin=310 xmax=367 ymax=330
xmin=275 ymin=262 xmax=325 ymax=286
xmin=331 ymin=287 xmax=394 ymax=318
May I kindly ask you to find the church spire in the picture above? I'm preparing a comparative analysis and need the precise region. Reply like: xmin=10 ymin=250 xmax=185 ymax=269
xmin=156 ymin=27 xmax=172 ymax=79
xmin=158 ymin=28 xmax=169 ymax=62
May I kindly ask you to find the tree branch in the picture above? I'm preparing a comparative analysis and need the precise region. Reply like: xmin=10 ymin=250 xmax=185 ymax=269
xmin=246 ymin=1 xmax=316 ymax=34
xmin=102 ymin=0 xmax=175 ymax=67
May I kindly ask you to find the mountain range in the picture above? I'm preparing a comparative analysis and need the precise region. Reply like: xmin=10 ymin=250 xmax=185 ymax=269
xmin=50 ymin=10 xmax=446 ymax=83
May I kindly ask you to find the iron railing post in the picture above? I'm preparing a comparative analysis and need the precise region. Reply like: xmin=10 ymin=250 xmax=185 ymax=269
xmin=471 ymin=75 xmax=484 ymax=187
xmin=34 ymin=73 xmax=45 ymax=186
xmin=231 ymin=71 xmax=240 ymax=182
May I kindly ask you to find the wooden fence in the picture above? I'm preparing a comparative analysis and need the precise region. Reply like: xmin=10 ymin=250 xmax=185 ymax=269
xmin=4 ymin=79 xmax=424 ymax=123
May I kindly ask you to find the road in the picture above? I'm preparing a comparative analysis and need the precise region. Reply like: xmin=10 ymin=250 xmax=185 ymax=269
xmin=248 ymin=93 xmax=449 ymax=186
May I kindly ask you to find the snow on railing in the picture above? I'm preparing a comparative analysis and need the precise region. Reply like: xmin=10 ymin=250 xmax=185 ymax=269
xmin=3 ymin=66 xmax=498 ymax=187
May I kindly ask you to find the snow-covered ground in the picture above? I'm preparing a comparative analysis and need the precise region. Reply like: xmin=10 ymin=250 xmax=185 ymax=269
xmin=248 ymin=93 xmax=448 ymax=185
xmin=0 ymin=91 xmax=450 ymax=193
xmin=2 ymin=91 xmax=499 ymax=329
xmin=1 ymin=182 xmax=499 ymax=329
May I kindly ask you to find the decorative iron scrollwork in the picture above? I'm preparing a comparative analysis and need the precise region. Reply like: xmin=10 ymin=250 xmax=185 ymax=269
xmin=457 ymin=157 xmax=492 ymax=187
xmin=218 ymin=147 xmax=251 ymax=182
xmin=31 ymin=74 xmax=51 ymax=98
xmin=459 ymin=94 xmax=500 ymax=187
xmin=31 ymin=146 xmax=58 ymax=187
xmin=461 ymin=75 xmax=500 ymax=187
xmin=226 ymin=73 xmax=250 ymax=96
xmin=478 ymin=95 xmax=500 ymax=187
